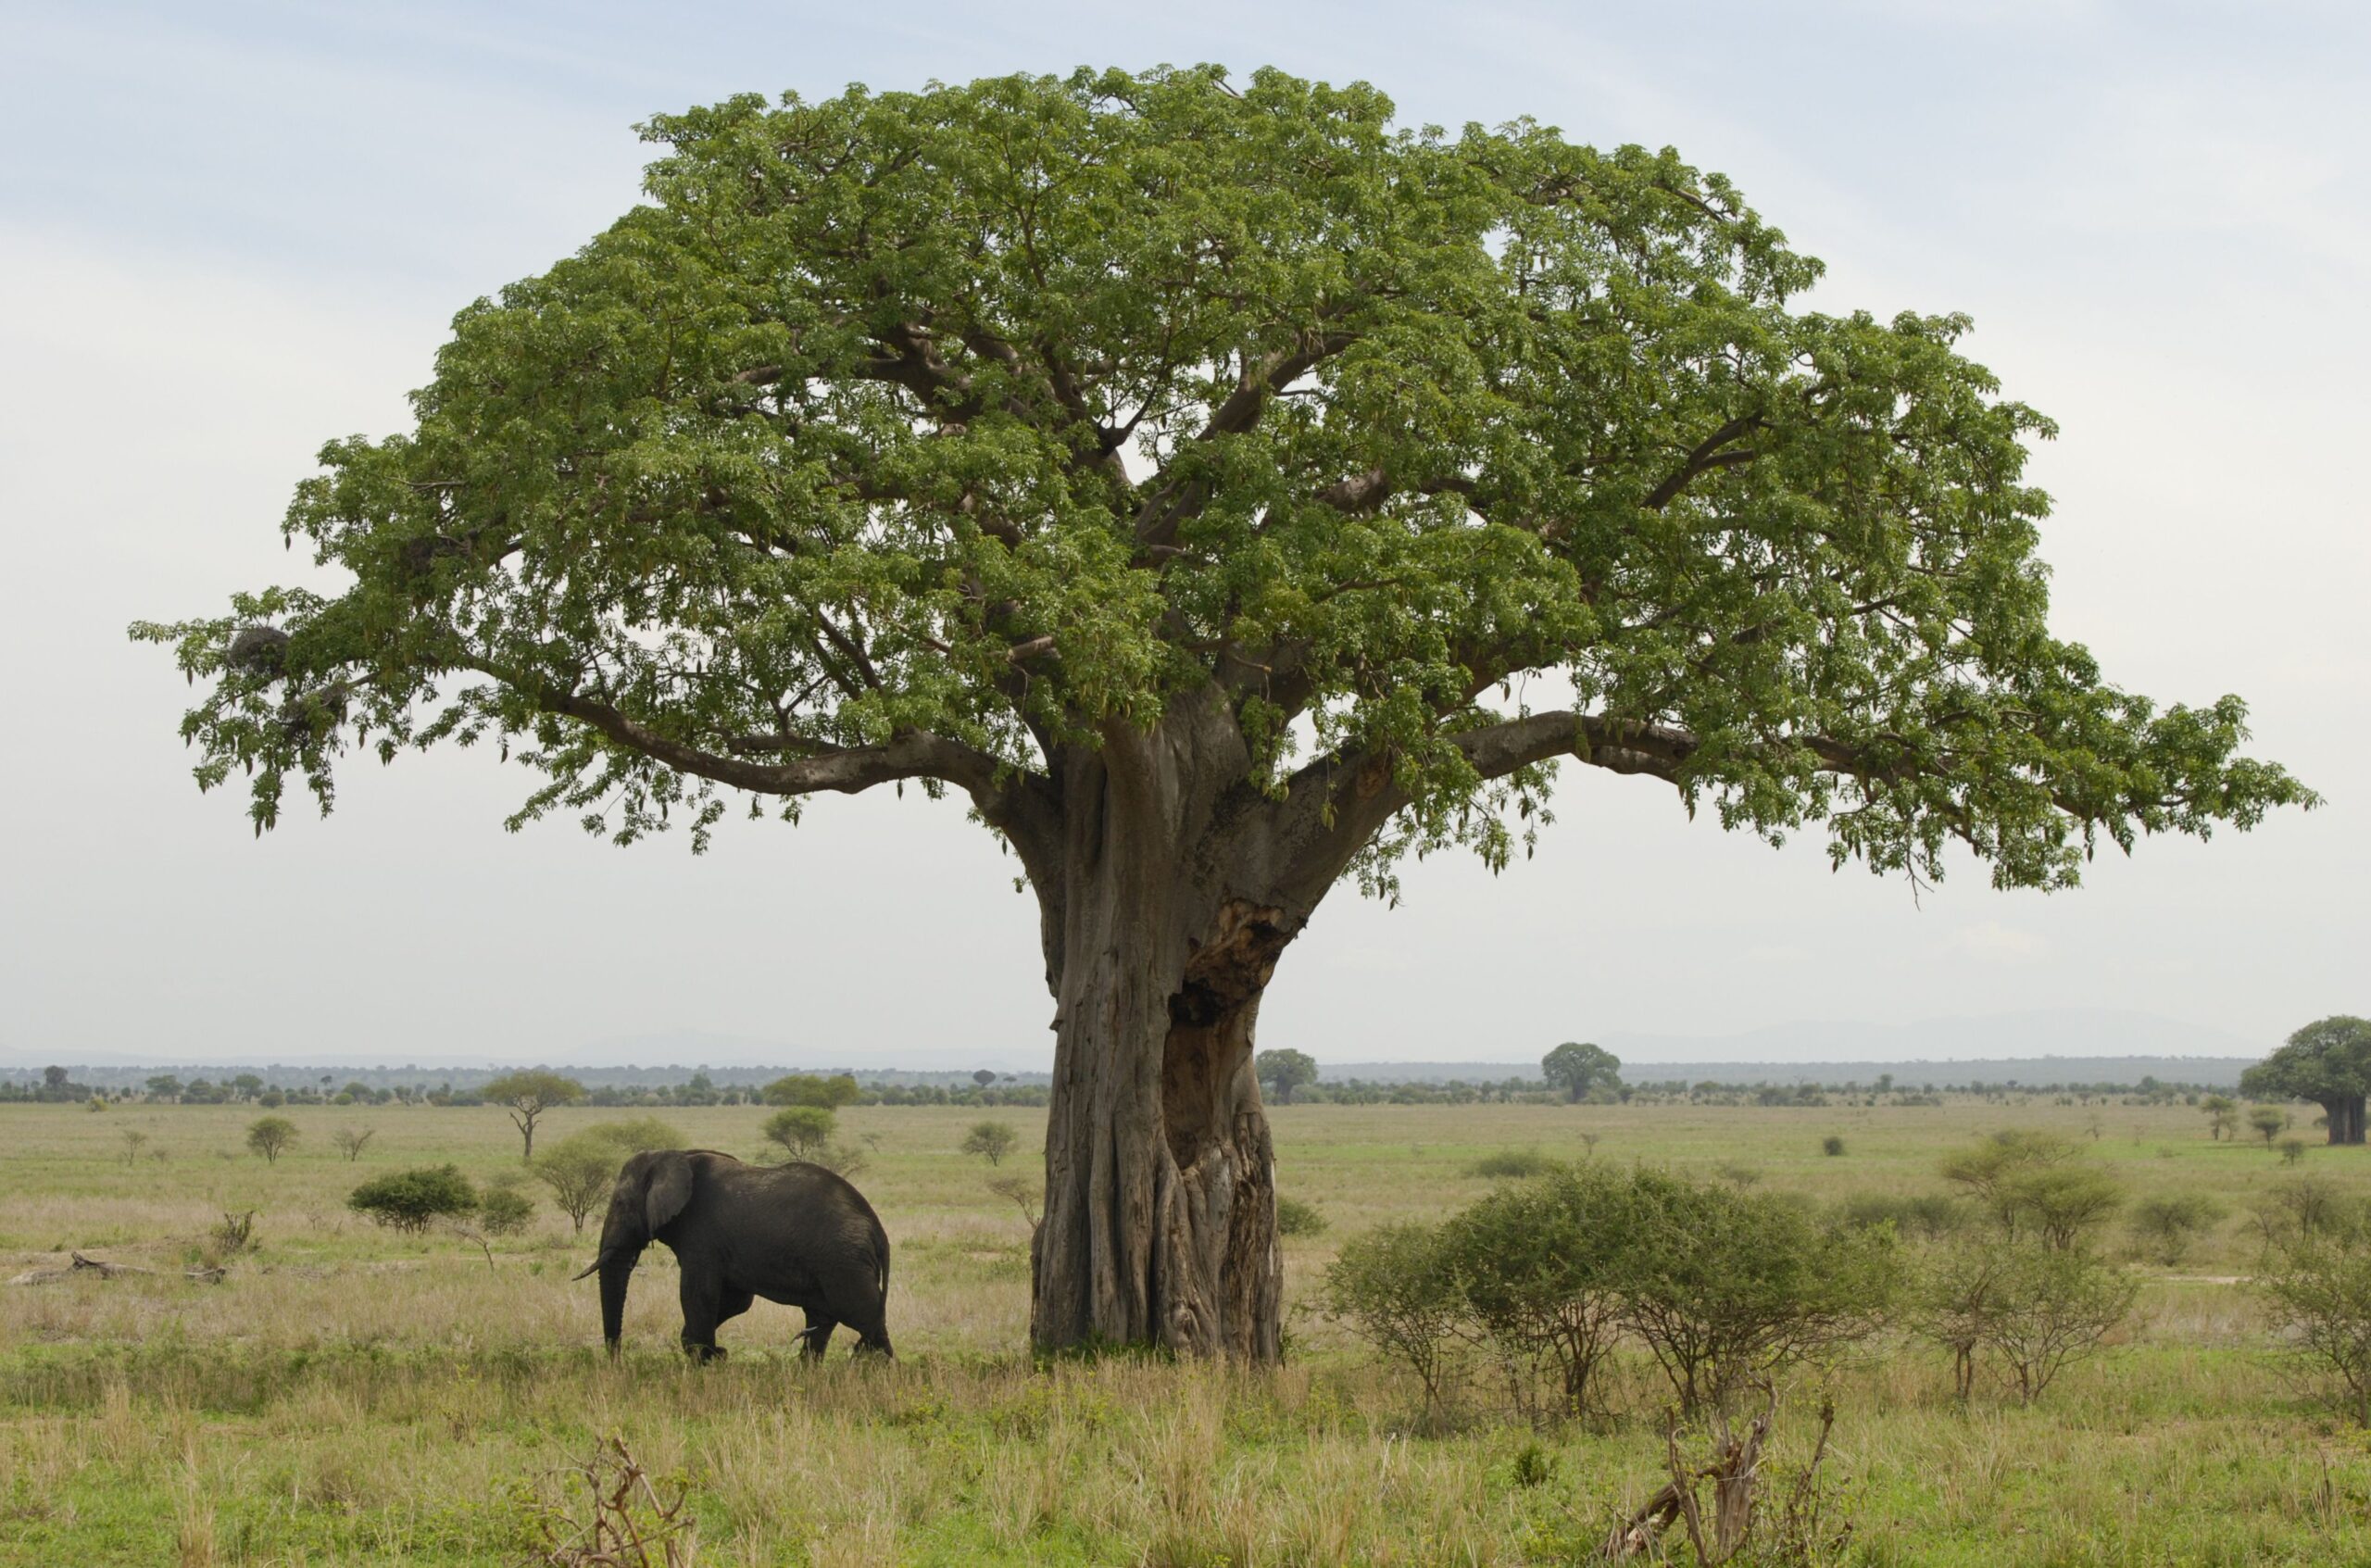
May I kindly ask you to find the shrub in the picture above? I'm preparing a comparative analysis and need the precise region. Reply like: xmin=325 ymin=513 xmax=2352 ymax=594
xmin=2127 ymin=1194 xmax=2227 ymax=1265
xmin=348 ymin=1165 xmax=478 ymax=1233
xmin=1983 ymin=1245 xmax=2138 ymax=1403
xmin=1322 ymin=1224 xmax=1469 ymax=1411
xmin=961 ymin=1121 xmax=1019 ymax=1166
xmin=1440 ymin=1162 xmax=1637 ymax=1421
xmin=534 ymin=1135 xmax=625 ymax=1233
xmin=1713 ymin=1160 xmax=1763 ymax=1189
xmin=2257 ymin=1221 xmax=2371 ymax=1425
xmin=1467 ymin=1148 xmax=1558 ymax=1180
xmin=2248 ymin=1106 xmax=2289 ymax=1146
xmin=1822 ymin=1135 xmax=1846 ymax=1158
xmin=1838 ymin=1192 xmax=1967 ymax=1241
xmin=330 ymin=1126 xmax=376 ymax=1163
xmin=1616 ymin=1169 xmax=1899 ymax=1413
xmin=209 ymin=1210 xmax=258 ymax=1258
xmin=478 ymin=1182 xmax=536 ymax=1236
xmin=2281 ymin=1138 xmax=2308 ymax=1166
xmin=1275 ymin=1197 xmax=1327 ymax=1236
xmin=245 ymin=1116 xmax=300 ymax=1165
xmin=583 ymin=1117 xmax=684 ymax=1154
xmin=1938 ymin=1132 xmax=2121 ymax=1248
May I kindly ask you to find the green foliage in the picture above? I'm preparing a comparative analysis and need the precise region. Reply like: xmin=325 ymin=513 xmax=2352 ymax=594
xmin=2127 ymin=1194 xmax=2227 ymax=1266
xmin=2248 ymin=1107 xmax=2289 ymax=1147
xmin=347 ymin=1165 xmax=478 ymax=1233
xmin=1614 ymin=1168 xmax=1900 ymax=1413
xmin=1913 ymin=1236 xmax=2137 ymax=1403
xmin=1329 ymin=1164 xmax=1895 ymax=1420
xmin=2240 ymin=1017 xmax=2371 ymax=1115
xmin=1838 ymin=1192 xmax=1968 ymax=1241
xmin=479 ymin=1072 xmax=585 ymax=1160
xmin=135 ymin=66 xmax=2307 ymax=903
xmin=477 ymin=1182 xmax=536 ymax=1236
xmin=1822 ymin=1135 xmax=1847 ymax=1157
xmin=1541 ymin=1043 xmax=1621 ymax=1104
xmin=960 ymin=1120 xmax=1019 ymax=1166
xmin=1321 ymin=1223 xmax=1468 ymax=1411
xmin=2201 ymin=1095 xmax=2239 ymax=1140
xmin=1982 ymin=1245 xmax=2140 ymax=1404
xmin=1466 ymin=1148 xmax=1559 ymax=1180
xmin=1274 ymin=1197 xmax=1327 ymax=1236
xmin=581 ymin=1117 xmax=685 ymax=1153
xmin=2256 ymin=1215 xmax=2371 ymax=1426
xmin=1938 ymin=1131 xmax=2122 ymax=1248
xmin=761 ymin=1106 xmax=837 ymax=1161
xmin=533 ymin=1135 xmax=625 ymax=1234
xmin=480 ymin=1072 xmax=585 ymax=1111
xmin=2281 ymin=1137 xmax=2308 ymax=1166
xmin=245 ymin=1116 xmax=299 ymax=1165
xmin=762 ymin=1074 xmax=860 ymax=1110
xmin=1440 ymin=1162 xmax=1637 ymax=1420
xmin=1255 ymin=1048 xmax=1319 ymax=1106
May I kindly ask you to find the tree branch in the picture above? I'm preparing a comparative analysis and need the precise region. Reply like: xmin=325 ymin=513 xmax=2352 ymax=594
xmin=1643 ymin=415 xmax=1764 ymax=511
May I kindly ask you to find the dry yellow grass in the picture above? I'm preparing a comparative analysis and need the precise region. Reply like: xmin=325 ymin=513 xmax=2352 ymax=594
xmin=1 ymin=1096 xmax=2365 ymax=1563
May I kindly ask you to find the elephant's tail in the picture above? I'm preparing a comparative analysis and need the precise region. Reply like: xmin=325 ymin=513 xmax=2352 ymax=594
xmin=872 ymin=1210 xmax=892 ymax=1303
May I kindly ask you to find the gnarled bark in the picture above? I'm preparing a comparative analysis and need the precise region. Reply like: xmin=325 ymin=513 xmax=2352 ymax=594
xmin=1025 ymin=703 xmax=1307 ymax=1361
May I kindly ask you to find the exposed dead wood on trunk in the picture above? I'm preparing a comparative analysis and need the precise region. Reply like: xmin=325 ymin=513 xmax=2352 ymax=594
xmin=1601 ymin=1388 xmax=1804 ymax=1563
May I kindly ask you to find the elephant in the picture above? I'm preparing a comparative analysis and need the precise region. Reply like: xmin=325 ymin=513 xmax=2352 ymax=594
xmin=574 ymin=1148 xmax=894 ymax=1361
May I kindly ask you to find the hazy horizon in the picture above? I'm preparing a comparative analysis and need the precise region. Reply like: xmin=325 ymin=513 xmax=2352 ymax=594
xmin=2 ymin=3 xmax=2362 ymax=1066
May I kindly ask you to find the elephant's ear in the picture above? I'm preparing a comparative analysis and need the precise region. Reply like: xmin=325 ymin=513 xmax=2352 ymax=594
xmin=644 ymin=1151 xmax=694 ymax=1233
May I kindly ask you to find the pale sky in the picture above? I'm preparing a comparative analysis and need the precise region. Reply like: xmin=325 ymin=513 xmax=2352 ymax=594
xmin=1 ymin=2 xmax=2362 ymax=1069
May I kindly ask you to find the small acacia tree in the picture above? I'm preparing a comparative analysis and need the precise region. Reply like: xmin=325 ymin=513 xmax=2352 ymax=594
xmin=330 ymin=1126 xmax=376 ymax=1163
xmin=245 ymin=1116 xmax=299 ymax=1165
xmin=481 ymin=1072 xmax=584 ymax=1160
xmin=134 ymin=67 xmax=2310 ymax=1360
xmin=2257 ymin=1219 xmax=2371 ymax=1426
xmin=1255 ymin=1048 xmax=1319 ymax=1106
xmin=762 ymin=1106 xmax=836 ymax=1161
xmin=534 ymin=1134 xmax=626 ymax=1233
xmin=348 ymin=1165 xmax=478 ymax=1234
xmin=961 ymin=1120 xmax=1020 ymax=1166
xmin=2250 ymin=1106 xmax=2290 ymax=1148
xmin=2201 ymin=1095 xmax=2239 ymax=1141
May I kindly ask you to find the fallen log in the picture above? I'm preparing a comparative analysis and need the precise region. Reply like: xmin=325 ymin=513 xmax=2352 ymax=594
xmin=6 ymin=1252 xmax=224 ymax=1286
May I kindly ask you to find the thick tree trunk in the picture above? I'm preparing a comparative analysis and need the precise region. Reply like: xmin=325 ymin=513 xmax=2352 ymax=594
xmin=1025 ymin=705 xmax=1320 ymax=1361
xmin=2321 ymin=1097 xmax=2367 ymax=1146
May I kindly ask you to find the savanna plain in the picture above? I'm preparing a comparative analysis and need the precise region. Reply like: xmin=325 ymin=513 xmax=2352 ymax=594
xmin=0 ymin=1096 xmax=2359 ymax=1566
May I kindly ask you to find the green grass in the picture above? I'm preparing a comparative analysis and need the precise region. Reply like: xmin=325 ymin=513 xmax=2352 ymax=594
xmin=1 ymin=1096 xmax=2364 ymax=1564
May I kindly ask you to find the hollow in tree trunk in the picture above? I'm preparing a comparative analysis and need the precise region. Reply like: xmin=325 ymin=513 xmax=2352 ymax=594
xmin=1018 ymin=700 xmax=1381 ymax=1362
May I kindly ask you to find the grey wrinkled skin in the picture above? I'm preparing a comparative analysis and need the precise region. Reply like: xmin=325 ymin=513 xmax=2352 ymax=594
xmin=578 ymin=1149 xmax=892 ymax=1361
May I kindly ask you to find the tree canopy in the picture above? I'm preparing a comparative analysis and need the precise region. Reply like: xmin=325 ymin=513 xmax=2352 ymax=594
xmin=135 ymin=64 xmax=2305 ymax=897
xmin=132 ymin=64 xmax=2312 ymax=1361
xmin=1255 ymin=1047 xmax=1319 ymax=1104
xmin=2242 ymin=1017 xmax=2371 ymax=1146
xmin=1542 ymin=1041 xmax=1621 ymax=1102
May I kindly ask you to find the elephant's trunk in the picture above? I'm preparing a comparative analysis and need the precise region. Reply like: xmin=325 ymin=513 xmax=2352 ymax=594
xmin=596 ymin=1249 xmax=638 ymax=1352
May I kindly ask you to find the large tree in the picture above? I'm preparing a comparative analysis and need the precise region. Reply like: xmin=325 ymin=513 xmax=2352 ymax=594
xmin=134 ymin=68 xmax=2309 ymax=1361
xmin=2241 ymin=1017 xmax=2371 ymax=1146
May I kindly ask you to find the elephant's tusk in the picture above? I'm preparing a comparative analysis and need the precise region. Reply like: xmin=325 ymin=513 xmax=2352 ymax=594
xmin=571 ymin=1260 xmax=602 ymax=1281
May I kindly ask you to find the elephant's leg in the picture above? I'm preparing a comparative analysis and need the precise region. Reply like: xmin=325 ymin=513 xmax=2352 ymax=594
xmin=798 ymin=1312 xmax=837 ymax=1361
xmin=828 ymin=1286 xmax=894 ymax=1359
xmin=718 ymin=1286 xmax=754 ymax=1326
xmin=678 ymin=1271 xmax=725 ymax=1363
